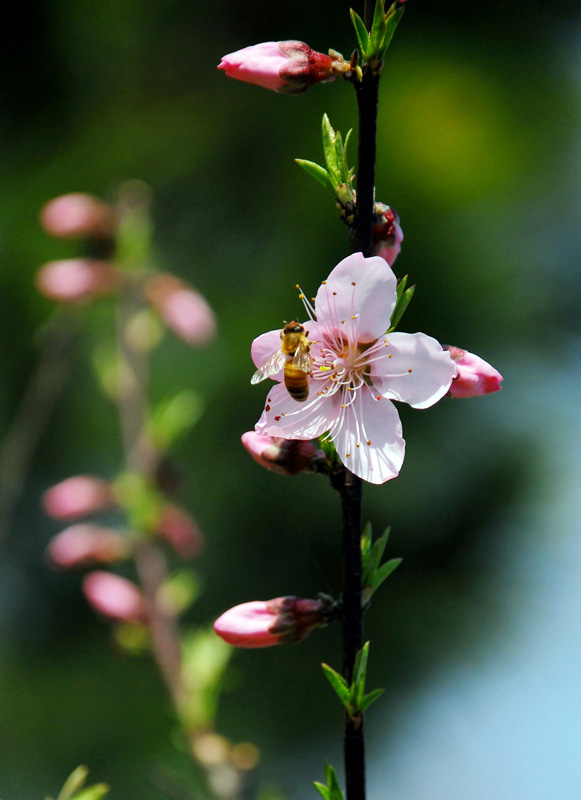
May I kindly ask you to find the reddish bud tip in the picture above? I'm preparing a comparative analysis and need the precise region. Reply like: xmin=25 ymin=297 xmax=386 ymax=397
xmin=40 ymin=193 xmax=114 ymax=239
xmin=156 ymin=504 xmax=203 ymax=559
xmin=47 ymin=524 xmax=128 ymax=569
xmin=214 ymin=596 xmax=331 ymax=648
xmin=42 ymin=475 xmax=115 ymax=521
xmin=144 ymin=273 xmax=216 ymax=346
xmin=83 ymin=571 xmax=146 ymax=623
xmin=443 ymin=346 xmax=503 ymax=398
xmin=36 ymin=259 xmax=119 ymax=304
xmin=218 ymin=41 xmax=342 ymax=95
xmin=372 ymin=203 xmax=403 ymax=267
xmin=241 ymin=431 xmax=325 ymax=475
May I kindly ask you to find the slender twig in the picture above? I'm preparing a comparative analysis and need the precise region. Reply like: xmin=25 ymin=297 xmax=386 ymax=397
xmin=116 ymin=283 xmax=185 ymax=711
xmin=340 ymin=3 xmax=382 ymax=797
xmin=0 ymin=312 xmax=79 ymax=548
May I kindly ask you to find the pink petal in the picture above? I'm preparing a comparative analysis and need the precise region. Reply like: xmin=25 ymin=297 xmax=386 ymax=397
xmin=333 ymin=386 xmax=405 ymax=484
xmin=218 ymin=42 xmax=287 ymax=92
xmin=255 ymin=382 xmax=337 ymax=440
xmin=371 ymin=332 xmax=457 ymax=409
xmin=315 ymin=254 xmax=397 ymax=343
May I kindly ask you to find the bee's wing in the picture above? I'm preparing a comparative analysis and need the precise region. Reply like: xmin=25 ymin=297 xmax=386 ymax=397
xmin=292 ymin=344 xmax=313 ymax=375
xmin=251 ymin=348 xmax=287 ymax=384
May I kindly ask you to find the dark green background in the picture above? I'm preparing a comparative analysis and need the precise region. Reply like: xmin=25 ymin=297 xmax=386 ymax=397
xmin=1 ymin=1 xmax=580 ymax=798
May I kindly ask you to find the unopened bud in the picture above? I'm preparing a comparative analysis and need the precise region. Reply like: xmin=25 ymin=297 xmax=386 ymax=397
xmin=83 ymin=571 xmax=146 ymax=623
xmin=40 ymin=193 xmax=114 ymax=239
xmin=156 ymin=504 xmax=203 ymax=559
xmin=144 ymin=273 xmax=216 ymax=346
xmin=36 ymin=259 xmax=119 ymax=304
xmin=372 ymin=203 xmax=403 ymax=267
xmin=47 ymin=523 xmax=128 ymax=569
xmin=42 ymin=475 xmax=115 ymax=520
xmin=214 ymin=595 xmax=336 ymax=648
xmin=443 ymin=346 xmax=503 ymax=398
xmin=241 ymin=431 xmax=325 ymax=475
xmin=218 ymin=41 xmax=347 ymax=95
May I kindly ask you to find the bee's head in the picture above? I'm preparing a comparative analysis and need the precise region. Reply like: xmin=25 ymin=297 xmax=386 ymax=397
xmin=283 ymin=321 xmax=304 ymax=335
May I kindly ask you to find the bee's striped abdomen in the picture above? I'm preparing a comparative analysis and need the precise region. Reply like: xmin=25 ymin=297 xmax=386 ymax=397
xmin=284 ymin=363 xmax=309 ymax=402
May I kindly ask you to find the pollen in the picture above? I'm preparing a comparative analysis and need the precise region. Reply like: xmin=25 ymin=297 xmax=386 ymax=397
xmin=346 ymin=453 xmax=351 ymax=458
xmin=351 ymin=315 xmax=356 ymax=320
xmin=376 ymin=394 xmax=382 ymax=399
xmin=295 ymin=284 xmax=300 ymax=289
xmin=408 ymin=369 xmax=412 ymax=373
xmin=265 ymin=404 xmax=271 ymax=411
xmin=367 ymin=440 xmax=371 ymax=445
xmin=341 ymin=404 xmax=345 ymax=408
xmin=351 ymin=281 xmax=356 ymax=286
xmin=274 ymin=415 xmax=281 ymax=421
xmin=341 ymin=320 xmax=345 ymax=324
xmin=356 ymin=443 xmax=360 ymax=448
xmin=333 ymin=291 xmax=337 ymax=296
xmin=389 ymin=354 xmax=392 ymax=358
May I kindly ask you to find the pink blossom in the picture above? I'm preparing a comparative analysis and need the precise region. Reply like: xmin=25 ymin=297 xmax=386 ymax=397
xmin=253 ymin=253 xmax=457 ymax=484
xmin=156 ymin=504 xmax=203 ymax=559
xmin=83 ymin=571 xmax=146 ymax=623
xmin=145 ymin=273 xmax=216 ymax=346
xmin=214 ymin=596 xmax=331 ymax=648
xmin=444 ymin=346 xmax=503 ymax=398
xmin=218 ymin=41 xmax=343 ymax=94
xmin=372 ymin=204 xmax=403 ymax=267
xmin=36 ymin=259 xmax=119 ymax=304
xmin=40 ymin=193 xmax=114 ymax=239
xmin=42 ymin=475 xmax=115 ymax=520
xmin=47 ymin=524 xmax=128 ymax=569
xmin=241 ymin=431 xmax=325 ymax=475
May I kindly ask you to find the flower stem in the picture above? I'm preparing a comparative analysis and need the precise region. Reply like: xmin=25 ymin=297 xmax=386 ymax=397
xmin=340 ymin=3 xmax=381 ymax=796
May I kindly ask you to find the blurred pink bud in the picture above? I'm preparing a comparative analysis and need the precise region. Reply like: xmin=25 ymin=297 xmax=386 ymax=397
xmin=241 ymin=431 xmax=325 ymax=476
xmin=83 ymin=571 xmax=146 ymax=623
xmin=47 ymin=524 xmax=128 ymax=569
xmin=145 ymin=273 xmax=216 ymax=346
xmin=218 ymin=41 xmax=344 ymax=94
xmin=214 ymin=596 xmax=333 ymax=648
xmin=372 ymin=203 xmax=403 ymax=267
xmin=42 ymin=475 xmax=115 ymax=520
xmin=444 ymin=346 xmax=503 ymax=398
xmin=156 ymin=504 xmax=203 ymax=559
xmin=40 ymin=193 xmax=114 ymax=239
xmin=36 ymin=259 xmax=119 ymax=304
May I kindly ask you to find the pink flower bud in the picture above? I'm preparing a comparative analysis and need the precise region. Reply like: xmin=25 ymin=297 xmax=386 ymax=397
xmin=83 ymin=571 xmax=146 ymax=623
xmin=372 ymin=203 xmax=403 ymax=267
xmin=214 ymin=596 xmax=333 ymax=648
xmin=218 ymin=41 xmax=344 ymax=95
xmin=40 ymin=193 xmax=114 ymax=239
xmin=444 ymin=346 xmax=503 ymax=398
xmin=36 ymin=259 xmax=119 ymax=304
xmin=47 ymin=523 xmax=128 ymax=569
xmin=156 ymin=504 xmax=203 ymax=559
xmin=43 ymin=475 xmax=115 ymax=520
xmin=241 ymin=431 xmax=325 ymax=476
xmin=145 ymin=273 xmax=216 ymax=346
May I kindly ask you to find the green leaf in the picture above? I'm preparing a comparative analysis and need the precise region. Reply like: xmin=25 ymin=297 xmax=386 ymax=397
xmin=321 ymin=663 xmax=351 ymax=711
xmin=366 ymin=526 xmax=391 ymax=583
xmin=314 ymin=783 xmax=331 ymax=800
xmin=352 ymin=641 xmax=370 ymax=708
xmin=360 ymin=687 xmax=385 ymax=714
xmin=380 ymin=4 xmax=405 ymax=60
xmin=56 ymin=766 xmax=89 ymax=800
xmin=322 ymin=114 xmax=340 ymax=179
xmin=70 ymin=787 xmax=110 ymax=800
xmin=295 ymin=159 xmax=334 ymax=192
xmin=371 ymin=558 xmax=402 ymax=594
xmin=350 ymin=8 xmax=370 ymax=56
xmin=360 ymin=521 xmax=373 ymax=577
xmin=369 ymin=0 xmax=388 ymax=58
xmin=396 ymin=274 xmax=408 ymax=301
xmin=389 ymin=284 xmax=415 ymax=331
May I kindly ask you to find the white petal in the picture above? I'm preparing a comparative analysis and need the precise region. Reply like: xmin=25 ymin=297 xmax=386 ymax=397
xmin=256 ymin=382 xmax=338 ymax=440
xmin=371 ymin=332 xmax=456 ymax=409
xmin=333 ymin=386 xmax=405 ymax=484
xmin=315 ymin=253 xmax=397 ymax=343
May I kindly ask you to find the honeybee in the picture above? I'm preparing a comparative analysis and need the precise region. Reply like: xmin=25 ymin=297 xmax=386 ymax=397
xmin=251 ymin=321 xmax=314 ymax=402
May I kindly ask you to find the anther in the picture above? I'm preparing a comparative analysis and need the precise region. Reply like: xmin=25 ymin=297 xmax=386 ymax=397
xmin=346 ymin=453 xmax=351 ymax=458
xmin=333 ymin=291 xmax=337 ymax=296
xmin=274 ymin=415 xmax=281 ymax=421
xmin=351 ymin=281 xmax=356 ymax=286
xmin=367 ymin=440 xmax=371 ymax=445
xmin=265 ymin=404 xmax=270 ymax=411
xmin=408 ymin=369 xmax=412 ymax=373
xmin=321 ymin=280 xmax=327 ymax=285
